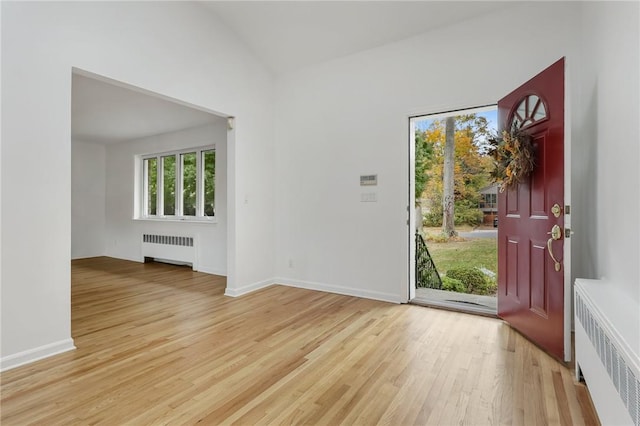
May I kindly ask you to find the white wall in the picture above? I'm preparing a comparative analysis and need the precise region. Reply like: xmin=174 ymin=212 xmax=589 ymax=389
xmin=4 ymin=0 xmax=637 ymax=374
xmin=71 ymin=140 xmax=106 ymax=259
xmin=574 ymin=4 xmax=640 ymax=403
xmin=274 ymin=2 xmax=584 ymax=302
xmin=578 ymin=2 xmax=639 ymax=301
xmin=1 ymin=1 xmax=275 ymax=370
xmin=104 ymin=123 xmax=228 ymax=275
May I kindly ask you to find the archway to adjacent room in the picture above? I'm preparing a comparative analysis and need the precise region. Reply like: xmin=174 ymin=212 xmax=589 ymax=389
xmin=408 ymin=105 xmax=498 ymax=316
xmin=70 ymin=67 xmax=235 ymax=290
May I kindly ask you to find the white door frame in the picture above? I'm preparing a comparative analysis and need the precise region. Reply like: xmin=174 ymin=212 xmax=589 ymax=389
xmin=407 ymin=105 xmax=497 ymax=304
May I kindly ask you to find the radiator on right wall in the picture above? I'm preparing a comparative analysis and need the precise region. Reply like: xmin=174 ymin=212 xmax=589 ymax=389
xmin=575 ymin=279 xmax=640 ymax=425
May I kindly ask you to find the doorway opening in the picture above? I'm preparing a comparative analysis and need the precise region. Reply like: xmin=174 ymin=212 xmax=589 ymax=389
xmin=70 ymin=67 xmax=234 ymax=282
xmin=410 ymin=105 xmax=498 ymax=316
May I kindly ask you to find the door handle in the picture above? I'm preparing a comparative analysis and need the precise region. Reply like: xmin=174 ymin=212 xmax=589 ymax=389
xmin=547 ymin=225 xmax=562 ymax=272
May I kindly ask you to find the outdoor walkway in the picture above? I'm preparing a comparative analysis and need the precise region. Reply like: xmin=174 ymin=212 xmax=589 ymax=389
xmin=412 ymin=287 xmax=497 ymax=317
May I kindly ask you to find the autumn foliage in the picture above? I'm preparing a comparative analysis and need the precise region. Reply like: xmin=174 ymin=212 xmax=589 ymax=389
xmin=415 ymin=114 xmax=494 ymax=227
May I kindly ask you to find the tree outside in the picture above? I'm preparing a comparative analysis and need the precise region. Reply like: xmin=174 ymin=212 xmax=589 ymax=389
xmin=442 ymin=116 xmax=457 ymax=237
xmin=415 ymin=110 xmax=498 ymax=295
xmin=144 ymin=150 xmax=216 ymax=217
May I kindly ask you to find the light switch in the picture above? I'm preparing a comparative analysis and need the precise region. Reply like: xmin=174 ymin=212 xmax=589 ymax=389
xmin=360 ymin=192 xmax=377 ymax=202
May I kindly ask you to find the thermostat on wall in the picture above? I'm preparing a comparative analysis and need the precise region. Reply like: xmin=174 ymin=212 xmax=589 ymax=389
xmin=360 ymin=174 xmax=377 ymax=186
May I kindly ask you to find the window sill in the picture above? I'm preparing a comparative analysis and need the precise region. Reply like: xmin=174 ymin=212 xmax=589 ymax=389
xmin=134 ymin=217 xmax=218 ymax=224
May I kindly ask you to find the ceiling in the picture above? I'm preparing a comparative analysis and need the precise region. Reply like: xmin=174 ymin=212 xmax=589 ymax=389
xmin=203 ymin=1 xmax=509 ymax=75
xmin=72 ymin=1 xmax=510 ymax=145
xmin=71 ymin=73 xmax=223 ymax=145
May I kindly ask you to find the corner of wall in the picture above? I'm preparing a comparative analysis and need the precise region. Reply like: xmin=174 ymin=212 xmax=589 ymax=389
xmin=224 ymin=278 xmax=275 ymax=297
xmin=0 ymin=338 xmax=76 ymax=372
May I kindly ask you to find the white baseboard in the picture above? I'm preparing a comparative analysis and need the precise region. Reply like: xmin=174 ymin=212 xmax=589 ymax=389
xmin=103 ymin=253 xmax=142 ymax=264
xmin=224 ymin=276 xmax=403 ymax=304
xmin=71 ymin=253 xmax=105 ymax=260
xmin=275 ymin=277 xmax=402 ymax=304
xmin=224 ymin=278 xmax=275 ymax=297
xmin=1 ymin=338 xmax=76 ymax=372
xmin=195 ymin=265 xmax=227 ymax=276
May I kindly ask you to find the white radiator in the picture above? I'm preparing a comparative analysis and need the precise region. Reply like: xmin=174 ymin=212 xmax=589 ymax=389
xmin=575 ymin=279 xmax=640 ymax=425
xmin=141 ymin=234 xmax=195 ymax=267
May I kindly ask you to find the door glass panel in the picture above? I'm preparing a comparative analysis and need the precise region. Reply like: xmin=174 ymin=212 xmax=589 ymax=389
xmin=513 ymin=117 xmax=521 ymax=128
xmin=534 ymin=102 xmax=547 ymax=120
xmin=529 ymin=95 xmax=539 ymax=115
xmin=511 ymin=94 xmax=548 ymax=129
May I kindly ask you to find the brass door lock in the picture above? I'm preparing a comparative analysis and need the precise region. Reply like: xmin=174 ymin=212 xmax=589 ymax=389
xmin=549 ymin=224 xmax=562 ymax=240
xmin=547 ymin=225 xmax=563 ymax=271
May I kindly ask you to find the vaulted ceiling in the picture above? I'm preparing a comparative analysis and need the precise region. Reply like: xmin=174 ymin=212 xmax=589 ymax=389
xmin=202 ymin=1 xmax=509 ymax=75
xmin=72 ymin=1 xmax=511 ymax=144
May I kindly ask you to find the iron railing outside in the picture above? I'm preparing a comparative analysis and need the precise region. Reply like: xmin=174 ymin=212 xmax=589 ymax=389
xmin=415 ymin=232 xmax=443 ymax=289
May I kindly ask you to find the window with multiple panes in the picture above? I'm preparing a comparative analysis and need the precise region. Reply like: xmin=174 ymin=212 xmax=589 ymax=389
xmin=142 ymin=146 xmax=215 ymax=219
xmin=477 ymin=192 xmax=497 ymax=210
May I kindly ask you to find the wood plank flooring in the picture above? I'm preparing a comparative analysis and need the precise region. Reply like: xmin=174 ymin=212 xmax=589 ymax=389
xmin=1 ymin=257 xmax=599 ymax=425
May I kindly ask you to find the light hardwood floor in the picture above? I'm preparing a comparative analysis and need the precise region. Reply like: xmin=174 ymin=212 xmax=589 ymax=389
xmin=1 ymin=257 xmax=598 ymax=425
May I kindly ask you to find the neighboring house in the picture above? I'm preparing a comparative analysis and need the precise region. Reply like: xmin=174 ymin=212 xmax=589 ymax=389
xmin=1 ymin=1 xmax=638 ymax=423
xmin=478 ymin=183 xmax=499 ymax=226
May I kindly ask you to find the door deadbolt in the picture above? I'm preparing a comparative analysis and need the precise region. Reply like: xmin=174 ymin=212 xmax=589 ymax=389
xmin=551 ymin=203 xmax=562 ymax=218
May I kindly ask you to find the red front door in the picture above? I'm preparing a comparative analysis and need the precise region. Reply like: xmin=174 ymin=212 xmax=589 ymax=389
xmin=497 ymin=58 xmax=566 ymax=360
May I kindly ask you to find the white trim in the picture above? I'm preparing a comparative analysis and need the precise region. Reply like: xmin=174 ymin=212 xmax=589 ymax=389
xmin=563 ymin=56 xmax=572 ymax=362
xmin=103 ymin=253 xmax=228 ymax=276
xmin=224 ymin=278 xmax=274 ymax=297
xmin=276 ymin=278 xmax=403 ymax=304
xmin=407 ymin=101 xmax=497 ymax=122
xmin=104 ymin=253 xmax=143 ymax=264
xmin=139 ymin=145 xmax=216 ymax=160
xmin=407 ymin=116 xmax=416 ymax=303
xmin=195 ymin=266 xmax=227 ymax=277
xmin=223 ymin=277 xmax=402 ymax=304
xmin=133 ymin=217 xmax=217 ymax=224
xmin=407 ymin=104 xmax=498 ymax=306
xmin=0 ymin=338 xmax=76 ymax=372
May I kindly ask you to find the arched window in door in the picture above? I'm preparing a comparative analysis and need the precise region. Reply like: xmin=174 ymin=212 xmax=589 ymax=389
xmin=511 ymin=94 xmax=548 ymax=130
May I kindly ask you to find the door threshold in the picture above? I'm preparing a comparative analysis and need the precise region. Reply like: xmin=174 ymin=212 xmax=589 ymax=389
xmin=410 ymin=298 xmax=497 ymax=317
xmin=409 ymin=289 xmax=498 ymax=318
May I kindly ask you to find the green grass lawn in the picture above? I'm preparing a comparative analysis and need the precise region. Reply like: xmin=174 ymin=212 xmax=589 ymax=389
xmin=425 ymin=237 xmax=497 ymax=277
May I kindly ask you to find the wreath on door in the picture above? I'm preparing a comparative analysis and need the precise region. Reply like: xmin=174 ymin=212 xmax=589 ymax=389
xmin=489 ymin=124 xmax=536 ymax=191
